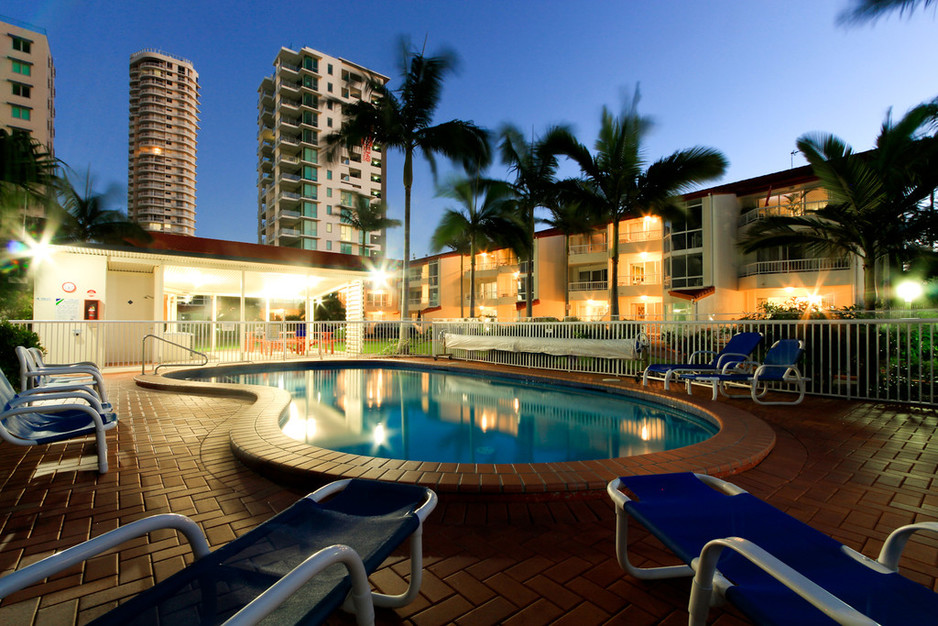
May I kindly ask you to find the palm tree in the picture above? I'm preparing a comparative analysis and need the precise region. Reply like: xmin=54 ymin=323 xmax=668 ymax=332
xmin=839 ymin=0 xmax=937 ymax=23
xmin=0 ymin=129 xmax=58 ymax=229
xmin=544 ymin=89 xmax=727 ymax=319
xmin=324 ymin=41 xmax=489 ymax=325
xmin=540 ymin=198 xmax=597 ymax=319
xmin=49 ymin=175 xmax=152 ymax=245
xmin=498 ymin=124 xmax=566 ymax=318
xmin=741 ymin=101 xmax=938 ymax=310
xmin=442 ymin=231 xmax=471 ymax=318
xmin=431 ymin=177 xmax=528 ymax=318
xmin=339 ymin=193 xmax=401 ymax=258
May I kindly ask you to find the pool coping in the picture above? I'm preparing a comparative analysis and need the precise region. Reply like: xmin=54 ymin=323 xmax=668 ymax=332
xmin=135 ymin=358 xmax=776 ymax=498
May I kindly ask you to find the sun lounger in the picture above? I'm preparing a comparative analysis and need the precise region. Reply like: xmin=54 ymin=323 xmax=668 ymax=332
xmin=682 ymin=339 xmax=806 ymax=405
xmin=642 ymin=332 xmax=762 ymax=390
xmin=0 ymin=479 xmax=436 ymax=625
xmin=608 ymin=472 xmax=938 ymax=625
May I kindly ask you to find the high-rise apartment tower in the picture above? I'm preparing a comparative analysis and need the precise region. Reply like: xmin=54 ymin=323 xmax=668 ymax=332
xmin=257 ymin=47 xmax=389 ymax=256
xmin=128 ymin=49 xmax=200 ymax=236
xmin=1 ymin=16 xmax=55 ymax=153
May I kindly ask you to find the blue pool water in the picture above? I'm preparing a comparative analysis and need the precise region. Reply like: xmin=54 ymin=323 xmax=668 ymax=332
xmin=192 ymin=365 xmax=717 ymax=464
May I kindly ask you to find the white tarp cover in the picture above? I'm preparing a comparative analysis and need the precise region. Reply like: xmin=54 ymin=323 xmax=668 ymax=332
xmin=443 ymin=333 xmax=642 ymax=359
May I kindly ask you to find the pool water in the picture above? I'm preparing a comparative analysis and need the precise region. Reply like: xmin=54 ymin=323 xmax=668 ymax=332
xmin=201 ymin=366 xmax=717 ymax=464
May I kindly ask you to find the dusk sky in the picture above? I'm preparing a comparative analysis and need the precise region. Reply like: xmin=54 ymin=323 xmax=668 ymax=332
xmin=6 ymin=1 xmax=938 ymax=259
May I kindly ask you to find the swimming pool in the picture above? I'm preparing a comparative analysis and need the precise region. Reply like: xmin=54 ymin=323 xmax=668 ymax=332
xmin=191 ymin=364 xmax=717 ymax=464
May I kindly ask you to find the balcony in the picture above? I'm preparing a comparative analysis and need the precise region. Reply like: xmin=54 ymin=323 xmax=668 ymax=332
xmin=619 ymin=228 xmax=662 ymax=244
xmin=738 ymin=257 xmax=852 ymax=278
xmin=738 ymin=200 xmax=828 ymax=227
xmin=617 ymin=273 xmax=662 ymax=286
xmin=569 ymin=281 xmax=608 ymax=292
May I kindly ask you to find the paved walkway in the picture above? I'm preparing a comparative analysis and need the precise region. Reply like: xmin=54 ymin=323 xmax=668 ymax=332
xmin=0 ymin=371 xmax=936 ymax=625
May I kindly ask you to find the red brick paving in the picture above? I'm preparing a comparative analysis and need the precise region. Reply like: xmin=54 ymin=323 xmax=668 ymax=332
xmin=0 ymin=370 xmax=935 ymax=625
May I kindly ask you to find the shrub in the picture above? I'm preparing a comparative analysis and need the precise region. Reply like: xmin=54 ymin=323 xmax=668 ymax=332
xmin=0 ymin=321 xmax=41 ymax=385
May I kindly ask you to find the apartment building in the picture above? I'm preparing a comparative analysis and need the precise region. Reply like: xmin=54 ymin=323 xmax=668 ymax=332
xmin=128 ymin=49 xmax=200 ymax=236
xmin=1 ymin=16 xmax=54 ymax=153
xmin=404 ymin=164 xmax=862 ymax=321
xmin=257 ymin=47 xmax=389 ymax=257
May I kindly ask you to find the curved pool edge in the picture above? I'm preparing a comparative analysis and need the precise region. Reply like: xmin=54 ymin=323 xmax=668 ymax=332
xmin=135 ymin=359 xmax=776 ymax=498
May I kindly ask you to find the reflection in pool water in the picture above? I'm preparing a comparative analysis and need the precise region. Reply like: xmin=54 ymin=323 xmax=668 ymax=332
xmin=206 ymin=367 xmax=717 ymax=464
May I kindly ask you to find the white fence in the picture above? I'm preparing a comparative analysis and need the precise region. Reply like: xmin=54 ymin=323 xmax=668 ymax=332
xmin=7 ymin=317 xmax=936 ymax=406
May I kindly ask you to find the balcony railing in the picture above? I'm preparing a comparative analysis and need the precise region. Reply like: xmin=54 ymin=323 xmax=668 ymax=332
xmin=738 ymin=258 xmax=852 ymax=278
xmin=619 ymin=228 xmax=662 ymax=243
xmin=617 ymin=273 xmax=662 ymax=286
xmin=738 ymin=200 xmax=828 ymax=227
xmin=569 ymin=242 xmax=607 ymax=255
xmin=569 ymin=281 xmax=608 ymax=292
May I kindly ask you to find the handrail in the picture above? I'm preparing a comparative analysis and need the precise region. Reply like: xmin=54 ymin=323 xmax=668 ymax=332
xmin=141 ymin=334 xmax=208 ymax=374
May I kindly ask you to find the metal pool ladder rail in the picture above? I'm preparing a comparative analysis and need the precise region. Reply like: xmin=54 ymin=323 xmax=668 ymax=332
xmin=141 ymin=334 xmax=209 ymax=374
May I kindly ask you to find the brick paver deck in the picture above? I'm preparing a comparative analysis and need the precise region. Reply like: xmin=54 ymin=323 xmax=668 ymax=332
xmin=0 ymin=368 xmax=936 ymax=625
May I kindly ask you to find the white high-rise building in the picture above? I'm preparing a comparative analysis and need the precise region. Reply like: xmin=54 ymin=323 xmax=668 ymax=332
xmin=128 ymin=49 xmax=200 ymax=236
xmin=257 ymin=47 xmax=389 ymax=257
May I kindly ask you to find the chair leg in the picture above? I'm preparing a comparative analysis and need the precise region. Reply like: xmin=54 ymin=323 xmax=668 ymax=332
xmin=614 ymin=507 xmax=693 ymax=580
xmin=95 ymin=426 xmax=108 ymax=474
xmin=371 ymin=525 xmax=424 ymax=607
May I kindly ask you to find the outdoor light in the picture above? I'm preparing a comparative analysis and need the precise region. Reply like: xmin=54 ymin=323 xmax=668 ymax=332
xmin=896 ymin=281 xmax=923 ymax=306
xmin=370 ymin=267 xmax=388 ymax=286
xmin=373 ymin=423 xmax=386 ymax=446
xmin=785 ymin=286 xmax=795 ymax=294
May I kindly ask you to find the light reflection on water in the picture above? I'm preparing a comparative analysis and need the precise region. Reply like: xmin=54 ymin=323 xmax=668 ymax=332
xmin=207 ymin=367 xmax=717 ymax=464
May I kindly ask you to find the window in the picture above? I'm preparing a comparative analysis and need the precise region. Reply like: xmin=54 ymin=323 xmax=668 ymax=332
xmin=326 ymin=188 xmax=332 ymax=198
xmin=11 ymin=83 xmax=30 ymax=98
xmin=326 ymin=83 xmax=332 ymax=93
xmin=326 ymin=205 xmax=332 ymax=215
xmin=327 ymin=63 xmax=333 ymax=75
xmin=301 ymin=183 xmax=317 ymax=199
xmin=302 ymin=75 xmax=317 ymax=90
xmin=302 ymin=147 xmax=318 ymax=163
xmin=340 ymin=225 xmax=353 ymax=241
xmin=340 ymin=191 xmax=355 ymax=206
xmin=327 ymin=118 xmax=332 ymax=128
xmin=11 ymin=60 xmax=31 ymax=76
xmin=326 ymin=223 xmax=333 ymax=233
xmin=302 ymin=165 xmax=316 ymax=181
xmin=302 ymin=201 xmax=317 ymax=218
xmin=12 ymin=37 xmax=31 ymax=53
xmin=302 ymin=55 xmax=318 ymax=72
xmin=326 ymin=170 xmax=332 ymax=180
xmin=340 ymin=243 xmax=353 ymax=255
xmin=326 ymin=241 xmax=332 ymax=250
xmin=11 ymin=105 xmax=30 ymax=120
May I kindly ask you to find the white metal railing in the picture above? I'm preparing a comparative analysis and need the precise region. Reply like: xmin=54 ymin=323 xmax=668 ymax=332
xmin=6 ymin=317 xmax=936 ymax=405
xmin=569 ymin=242 xmax=608 ymax=255
xmin=739 ymin=258 xmax=852 ymax=277
xmin=618 ymin=274 xmax=662 ymax=286
xmin=620 ymin=228 xmax=662 ymax=243
xmin=570 ymin=281 xmax=608 ymax=292
xmin=738 ymin=200 xmax=828 ymax=226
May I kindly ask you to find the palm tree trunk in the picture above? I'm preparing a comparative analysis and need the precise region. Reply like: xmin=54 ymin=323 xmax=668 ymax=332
xmin=361 ymin=229 xmax=369 ymax=257
xmin=469 ymin=238 xmax=476 ymax=318
xmin=459 ymin=255 xmax=465 ymax=318
xmin=609 ymin=218 xmax=620 ymax=320
xmin=563 ymin=233 xmax=570 ymax=319
xmin=525 ymin=205 xmax=534 ymax=318
xmin=400 ymin=149 xmax=413 ymax=344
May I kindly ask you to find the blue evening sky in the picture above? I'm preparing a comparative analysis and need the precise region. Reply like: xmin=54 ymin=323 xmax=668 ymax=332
xmin=6 ymin=1 xmax=937 ymax=259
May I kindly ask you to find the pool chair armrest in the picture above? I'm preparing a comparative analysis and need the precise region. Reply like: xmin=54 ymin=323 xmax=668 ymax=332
xmin=689 ymin=537 xmax=878 ymax=626
xmin=8 ymin=387 xmax=107 ymax=412
xmin=310 ymin=479 xmax=439 ymax=523
xmin=0 ymin=514 xmax=209 ymax=600
xmin=606 ymin=474 xmax=748 ymax=508
xmin=2 ymin=402 xmax=109 ymax=428
xmin=225 ymin=544 xmax=374 ymax=626
xmin=687 ymin=349 xmax=718 ymax=364
xmin=721 ymin=359 xmax=759 ymax=374
xmin=878 ymin=522 xmax=938 ymax=571
xmin=714 ymin=352 xmax=752 ymax=370
xmin=753 ymin=363 xmax=803 ymax=381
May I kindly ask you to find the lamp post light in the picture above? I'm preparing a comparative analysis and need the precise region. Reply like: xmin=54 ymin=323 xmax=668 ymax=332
xmin=896 ymin=281 xmax=923 ymax=317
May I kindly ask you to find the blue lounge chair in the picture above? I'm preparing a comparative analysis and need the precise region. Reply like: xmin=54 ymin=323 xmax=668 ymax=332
xmin=682 ymin=339 xmax=806 ymax=405
xmin=0 ymin=368 xmax=117 ymax=473
xmin=0 ymin=479 xmax=437 ymax=625
xmin=608 ymin=473 xmax=938 ymax=626
xmin=642 ymin=332 xmax=763 ymax=390
xmin=16 ymin=345 xmax=109 ymax=405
